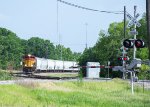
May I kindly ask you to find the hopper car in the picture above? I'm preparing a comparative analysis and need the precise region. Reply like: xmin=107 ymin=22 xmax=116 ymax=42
xmin=22 ymin=54 xmax=79 ymax=73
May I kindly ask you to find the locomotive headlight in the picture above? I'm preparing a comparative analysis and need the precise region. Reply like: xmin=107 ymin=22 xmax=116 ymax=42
xmin=25 ymin=64 xmax=27 ymax=67
xmin=31 ymin=64 xmax=33 ymax=67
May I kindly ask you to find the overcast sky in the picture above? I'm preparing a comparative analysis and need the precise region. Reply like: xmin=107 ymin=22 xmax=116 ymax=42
xmin=0 ymin=0 xmax=146 ymax=52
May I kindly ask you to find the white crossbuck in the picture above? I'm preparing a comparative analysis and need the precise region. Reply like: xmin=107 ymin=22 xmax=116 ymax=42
xmin=127 ymin=13 xmax=141 ymax=28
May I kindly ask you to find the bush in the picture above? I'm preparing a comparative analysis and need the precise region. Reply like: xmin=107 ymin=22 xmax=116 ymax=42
xmin=0 ymin=70 xmax=13 ymax=80
xmin=138 ymin=64 xmax=150 ymax=80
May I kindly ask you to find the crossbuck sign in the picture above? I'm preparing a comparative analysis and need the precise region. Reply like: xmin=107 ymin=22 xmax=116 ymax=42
xmin=127 ymin=13 xmax=141 ymax=28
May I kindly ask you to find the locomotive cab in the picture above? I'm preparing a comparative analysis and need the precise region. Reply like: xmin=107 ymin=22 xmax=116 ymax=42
xmin=22 ymin=54 xmax=36 ymax=73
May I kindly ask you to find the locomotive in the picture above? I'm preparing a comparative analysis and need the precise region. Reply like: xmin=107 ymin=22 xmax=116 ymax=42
xmin=22 ymin=54 xmax=79 ymax=73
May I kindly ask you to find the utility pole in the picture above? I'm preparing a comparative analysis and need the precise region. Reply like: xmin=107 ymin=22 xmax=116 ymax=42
xmin=85 ymin=23 xmax=88 ymax=49
xmin=123 ymin=6 xmax=126 ymax=79
xmin=60 ymin=34 xmax=62 ymax=60
xmin=108 ymin=61 xmax=110 ymax=78
xmin=57 ymin=0 xmax=62 ymax=60
xmin=124 ymin=6 xmax=126 ymax=39
xmin=133 ymin=6 xmax=137 ymax=59
xmin=146 ymin=0 xmax=150 ymax=59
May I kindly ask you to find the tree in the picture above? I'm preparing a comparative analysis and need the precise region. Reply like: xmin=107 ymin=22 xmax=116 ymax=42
xmin=25 ymin=37 xmax=55 ymax=59
xmin=136 ymin=13 xmax=149 ymax=60
xmin=54 ymin=44 xmax=81 ymax=61
xmin=138 ymin=64 xmax=150 ymax=79
xmin=0 ymin=28 xmax=24 ymax=69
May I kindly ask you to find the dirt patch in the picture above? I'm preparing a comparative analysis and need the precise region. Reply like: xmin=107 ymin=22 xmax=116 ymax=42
xmin=39 ymin=82 xmax=72 ymax=92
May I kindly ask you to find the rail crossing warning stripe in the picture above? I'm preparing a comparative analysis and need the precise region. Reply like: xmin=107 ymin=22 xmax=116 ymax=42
xmin=71 ymin=66 xmax=114 ymax=69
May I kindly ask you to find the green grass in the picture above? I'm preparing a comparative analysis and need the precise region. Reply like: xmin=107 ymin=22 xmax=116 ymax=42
xmin=0 ymin=79 xmax=150 ymax=107
xmin=0 ymin=70 xmax=13 ymax=80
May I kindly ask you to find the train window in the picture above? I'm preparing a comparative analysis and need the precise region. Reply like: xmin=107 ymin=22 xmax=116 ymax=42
xmin=23 ymin=55 xmax=35 ymax=59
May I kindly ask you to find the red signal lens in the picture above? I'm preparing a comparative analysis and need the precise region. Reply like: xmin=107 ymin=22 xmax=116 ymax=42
xmin=136 ymin=41 xmax=141 ymax=47
xmin=135 ymin=39 xmax=144 ymax=48
xmin=123 ymin=57 xmax=127 ymax=61
xmin=123 ymin=39 xmax=133 ymax=48
xmin=118 ymin=57 xmax=122 ymax=60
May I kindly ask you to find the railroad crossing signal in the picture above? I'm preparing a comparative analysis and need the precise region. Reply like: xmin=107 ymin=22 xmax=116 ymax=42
xmin=118 ymin=56 xmax=129 ymax=61
xmin=118 ymin=46 xmax=129 ymax=62
xmin=134 ymin=39 xmax=145 ymax=48
xmin=123 ymin=39 xmax=144 ymax=48
xmin=126 ymin=13 xmax=141 ymax=28
xmin=118 ymin=57 xmax=122 ymax=61
xmin=120 ymin=46 xmax=128 ymax=51
xmin=127 ymin=13 xmax=141 ymax=27
xmin=123 ymin=39 xmax=134 ymax=48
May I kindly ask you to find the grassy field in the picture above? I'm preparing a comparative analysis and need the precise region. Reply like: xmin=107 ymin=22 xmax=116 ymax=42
xmin=0 ymin=79 xmax=150 ymax=107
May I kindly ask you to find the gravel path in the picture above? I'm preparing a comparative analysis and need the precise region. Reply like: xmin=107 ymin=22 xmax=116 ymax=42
xmin=0 ymin=80 xmax=15 ymax=85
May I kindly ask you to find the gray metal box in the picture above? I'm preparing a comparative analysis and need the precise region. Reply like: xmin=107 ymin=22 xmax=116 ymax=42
xmin=86 ymin=62 xmax=100 ymax=78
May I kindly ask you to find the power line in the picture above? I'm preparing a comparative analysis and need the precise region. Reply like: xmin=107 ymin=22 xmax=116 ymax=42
xmin=57 ymin=0 xmax=123 ymax=14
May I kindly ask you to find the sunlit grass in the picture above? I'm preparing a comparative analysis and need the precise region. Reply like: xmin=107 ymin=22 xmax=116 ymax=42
xmin=0 ymin=85 xmax=42 ymax=107
xmin=0 ymin=78 xmax=150 ymax=107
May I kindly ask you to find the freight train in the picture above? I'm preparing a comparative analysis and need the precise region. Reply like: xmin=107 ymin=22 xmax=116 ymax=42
xmin=22 ymin=54 xmax=79 ymax=73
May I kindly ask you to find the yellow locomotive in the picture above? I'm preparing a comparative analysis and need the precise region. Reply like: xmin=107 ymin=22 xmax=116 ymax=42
xmin=22 ymin=54 xmax=36 ymax=73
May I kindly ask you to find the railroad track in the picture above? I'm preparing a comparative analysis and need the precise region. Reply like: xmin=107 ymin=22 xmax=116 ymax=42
xmin=12 ymin=72 xmax=78 ymax=80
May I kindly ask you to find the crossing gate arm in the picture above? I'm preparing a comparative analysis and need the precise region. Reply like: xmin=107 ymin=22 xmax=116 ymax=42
xmin=70 ymin=66 xmax=114 ymax=69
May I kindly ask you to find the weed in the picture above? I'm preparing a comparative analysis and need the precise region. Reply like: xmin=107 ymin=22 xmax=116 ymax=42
xmin=0 ymin=70 xmax=12 ymax=80
xmin=15 ymin=80 xmax=39 ymax=89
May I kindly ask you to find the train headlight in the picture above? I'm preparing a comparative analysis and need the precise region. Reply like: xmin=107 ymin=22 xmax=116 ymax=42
xmin=25 ymin=64 xmax=27 ymax=67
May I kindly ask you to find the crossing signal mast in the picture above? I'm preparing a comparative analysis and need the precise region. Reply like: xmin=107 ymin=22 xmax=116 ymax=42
xmin=123 ymin=6 xmax=144 ymax=59
xmin=122 ymin=6 xmax=143 ymax=94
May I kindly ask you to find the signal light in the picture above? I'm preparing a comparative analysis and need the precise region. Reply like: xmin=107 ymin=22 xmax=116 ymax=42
xmin=120 ymin=46 xmax=128 ymax=51
xmin=123 ymin=57 xmax=129 ymax=61
xmin=123 ymin=57 xmax=127 ymax=61
xmin=135 ymin=39 xmax=144 ymax=48
xmin=118 ymin=57 xmax=129 ymax=61
xmin=123 ymin=39 xmax=145 ymax=48
xmin=118 ymin=57 xmax=122 ymax=61
xmin=123 ymin=39 xmax=134 ymax=48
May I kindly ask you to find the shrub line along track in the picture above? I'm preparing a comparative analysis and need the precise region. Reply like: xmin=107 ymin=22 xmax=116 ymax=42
xmin=12 ymin=72 xmax=79 ymax=80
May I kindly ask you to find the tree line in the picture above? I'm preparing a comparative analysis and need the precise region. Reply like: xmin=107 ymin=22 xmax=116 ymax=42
xmin=0 ymin=28 xmax=81 ymax=70
xmin=0 ymin=13 xmax=149 ymax=78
